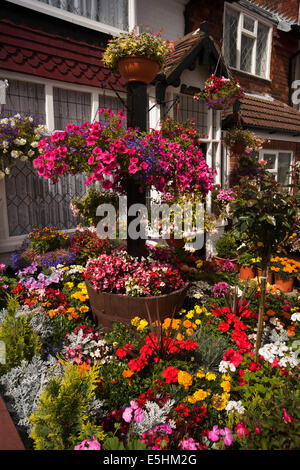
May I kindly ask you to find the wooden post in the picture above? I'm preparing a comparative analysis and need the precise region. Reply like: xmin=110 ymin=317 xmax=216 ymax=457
xmin=126 ymin=81 xmax=147 ymax=258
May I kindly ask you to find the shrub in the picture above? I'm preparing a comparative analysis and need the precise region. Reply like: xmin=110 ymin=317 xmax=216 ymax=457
xmin=29 ymin=361 xmax=105 ymax=450
xmin=215 ymin=232 xmax=238 ymax=259
xmin=0 ymin=296 xmax=42 ymax=375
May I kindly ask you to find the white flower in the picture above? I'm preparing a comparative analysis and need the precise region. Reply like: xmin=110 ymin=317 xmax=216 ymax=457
xmin=219 ymin=360 xmax=236 ymax=373
xmin=31 ymin=141 xmax=38 ymax=148
xmin=225 ymin=400 xmax=245 ymax=415
xmin=10 ymin=150 xmax=19 ymax=158
xmin=20 ymin=155 xmax=28 ymax=162
xmin=4 ymin=167 xmax=10 ymax=175
xmin=291 ymin=312 xmax=300 ymax=322
xmin=27 ymin=150 xmax=35 ymax=157
xmin=1 ymin=140 xmax=8 ymax=148
xmin=14 ymin=138 xmax=26 ymax=146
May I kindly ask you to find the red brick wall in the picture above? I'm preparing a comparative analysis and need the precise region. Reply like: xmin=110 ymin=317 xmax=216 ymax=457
xmin=186 ymin=0 xmax=299 ymax=103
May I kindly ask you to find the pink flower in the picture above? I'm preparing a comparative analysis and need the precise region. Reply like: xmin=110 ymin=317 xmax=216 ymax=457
xmin=134 ymin=408 xmax=144 ymax=423
xmin=74 ymin=436 xmax=101 ymax=450
xmin=283 ymin=408 xmax=294 ymax=423
xmin=122 ymin=407 xmax=133 ymax=423
xmin=0 ymin=264 xmax=5 ymax=270
xmin=220 ymin=427 xmax=233 ymax=446
xmin=235 ymin=422 xmax=249 ymax=438
xmin=208 ymin=425 xmax=220 ymax=442
xmin=128 ymin=163 xmax=139 ymax=174
xmin=179 ymin=438 xmax=199 ymax=450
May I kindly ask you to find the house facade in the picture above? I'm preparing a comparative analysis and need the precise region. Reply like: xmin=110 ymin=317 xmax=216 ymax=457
xmin=0 ymin=0 xmax=299 ymax=257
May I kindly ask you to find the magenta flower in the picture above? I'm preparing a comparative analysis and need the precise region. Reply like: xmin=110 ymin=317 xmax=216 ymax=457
xmin=220 ymin=427 xmax=233 ymax=446
xmin=74 ymin=436 xmax=101 ymax=450
xmin=134 ymin=408 xmax=144 ymax=423
xmin=208 ymin=425 xmax=220 ymax=442
xmin=122 ymin=407 xmax=133 ymax=423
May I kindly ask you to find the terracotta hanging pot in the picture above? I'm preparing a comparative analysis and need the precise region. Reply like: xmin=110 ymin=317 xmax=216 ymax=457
xmin=117 ymin=56 xmax=160 ymax=84
xmin=85 ymin=281 xmax=189 ymax=332
xmin=274 ymin=276 xmax=294 ymax=293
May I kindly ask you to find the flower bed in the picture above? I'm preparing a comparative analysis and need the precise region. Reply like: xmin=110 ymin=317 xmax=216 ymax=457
xmin=0 ymin=234 xmax=299 ymax=451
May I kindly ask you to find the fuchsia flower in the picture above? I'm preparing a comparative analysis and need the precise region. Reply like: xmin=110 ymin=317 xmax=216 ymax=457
xmin=282 ymin=408 xmax=294 ymax=423
xmin=74 ymin=436 xmax=101 ymax=450
xmin=219 ymin=427 xmax=233 ymax=446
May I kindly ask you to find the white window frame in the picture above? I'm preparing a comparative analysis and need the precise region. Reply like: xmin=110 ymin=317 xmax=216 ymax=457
xmin=259 ymin=149 xmax=294 ymax=185
xmin=223 ymin=2 xmax=273 ymax=80
xmin=0 ymin=70 xmax=127 ymax=251
xmin=5 ymin=0 xmax=137 ymax=35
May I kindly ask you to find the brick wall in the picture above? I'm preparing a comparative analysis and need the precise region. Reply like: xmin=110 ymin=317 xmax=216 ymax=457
xmin=186 ymin=0 xmax=299 ymax=103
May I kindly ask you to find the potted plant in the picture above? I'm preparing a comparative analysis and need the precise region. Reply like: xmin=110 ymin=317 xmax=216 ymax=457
xmin=224 ymin=128 xmax=265 ymax=155
xmin=83 ymin=250 xmax=188 ymax=330
xmin=102 ymin=28 xmax=175 ymax=84
xmin=230 ymin=169 xmax=298 ymax=360
xmin=0 ymin=114 xmax=47 ymax=178
xmin=270 ymin=256 xmax=300 ymax=292
xmin=215 ymin=231 xmax=238 ymax=262
xmin=237 ymin=252 xmax=256 ymax=281
xmin=193 ymin=74 xmax=244 ymax=111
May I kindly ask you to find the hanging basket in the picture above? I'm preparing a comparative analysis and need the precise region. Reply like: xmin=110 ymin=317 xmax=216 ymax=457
xmin=117 ymin=56 xmax=160 ymax=84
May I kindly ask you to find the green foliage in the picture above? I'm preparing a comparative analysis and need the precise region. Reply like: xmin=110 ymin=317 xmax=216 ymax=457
xmin=71 ymin=187 xmax=119 ymax=228
xmin=237 ymin=252 xmax=256 ymax=267
xmin=103 ymin=436 xmax=148 ymax=450
xmin=0 ymin=296 xmax=42 ymax=375
xmin=233 ymin=387 xmax=300 ymax=450
xmin=29 ymin=361 xmax=105 ymax=450
xmin=192 ymin=323 xmax=233 ymax=372
xmin=215 ymin=231 xmax=238 ymax=259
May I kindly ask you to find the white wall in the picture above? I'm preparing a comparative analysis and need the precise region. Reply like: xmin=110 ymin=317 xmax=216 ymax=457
xmin=136 ymin=0 xmax=188 ymax=41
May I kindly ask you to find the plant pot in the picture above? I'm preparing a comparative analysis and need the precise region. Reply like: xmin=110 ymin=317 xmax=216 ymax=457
xmin=117 ymin=56 xmax=160 ymax=84
xmin=85 ymin=281 xmax=189 ymax=331
xmin=239 ymin=265 xmax=255 ymax=281
xmin=274 ymin=276 xmax=294 ymax=293
xmin=256 ymin=268 xmax=273 ymax=284
xmin=166 ymin=233 xmax=185 ymax=249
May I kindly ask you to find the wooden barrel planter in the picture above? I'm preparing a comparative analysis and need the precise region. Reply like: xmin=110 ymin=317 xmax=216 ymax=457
xmin=85 ymin=281 xmax=189 ymax=331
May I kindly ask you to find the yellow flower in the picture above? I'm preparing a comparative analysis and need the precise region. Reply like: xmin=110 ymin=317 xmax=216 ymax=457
xmin=188 ymin=389 xmax=209 ymax=403
xmin=79 ymin=306 xmax=89 ymax=313
xmin=221 ymin=374 xmax=232 ymax=382
xmin=77 ymin=282 xmax=86 ymax=290
xmin=194 ymin=305 xmax=202 ymax=315
xmin=211 ymin=393 xmax=228 ymax=410
xmin=178 ymin=371 xmax=193 ymax=390
xmin=131 ymin=316 xmax=141 ymax=326
xmin=137 ymin=319 xmax=148 ymax=331
xmin=206 ymin=371 xmax=216 ymax=381
xmin=185 ymin=310 xmax=194 ymax=319
xmin=221 ymin=380 xmax=232 ymax=392
xmin=65 ymin=282 xmax=74 ymax=290
xmin=196 ymin=369 xmax=205 ymax=379
xmin=113 ymin=342 xmax=118 ymax=347
xmin=195 ymin=319 xmax=202 ymax=325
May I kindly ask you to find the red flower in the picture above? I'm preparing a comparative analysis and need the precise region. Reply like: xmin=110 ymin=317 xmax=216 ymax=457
xmin=218 ymin=321 xmax=230 ymax=332
xmin=248 ymin=361 xmax=261 ymax=372
xmin=223 ymin=348 xmax=243 ymax=367
xmin=162 ymin=366 xmax=179 ymax=384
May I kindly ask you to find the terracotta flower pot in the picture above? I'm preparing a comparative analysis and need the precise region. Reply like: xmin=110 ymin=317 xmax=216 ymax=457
xmin=117 ymin=56 xmax=160 ymax=84
xmin=239 ymin=265 xmax=255 ymax=281
xmin=85 ymin=281 xmax=189 ymax=331
xmin=256 ymin=268 xmax=273 ymax=284
xmin=274 ymin=276 xmax=294 ymax=293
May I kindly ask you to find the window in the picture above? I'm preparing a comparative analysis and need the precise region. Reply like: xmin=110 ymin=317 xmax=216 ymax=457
xmin=224 ymin=4 xmax=272 ymax=79
xmin=260 ymin=150 xmax=293 ymax=185
xmin=38 ymin=0 xmax=129 ymax=30
xmin=53 ymin=88 xmax=92 ymax=129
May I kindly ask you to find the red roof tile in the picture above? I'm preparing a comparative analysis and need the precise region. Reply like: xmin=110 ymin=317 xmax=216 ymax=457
xmin=225 ymin=94 xmax=300 ymax=134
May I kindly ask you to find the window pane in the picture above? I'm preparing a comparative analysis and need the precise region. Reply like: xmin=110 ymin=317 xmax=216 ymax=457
xmin=177 ymin=95 xmax=208 ymax=135
xmin=1 ymin=79 xmax=46 ymax=123
xmin=224 ymin=8 xmax=239 ymax=68
xmin=278 ymin=152 xmax=292 ymax=185
xmin=240 ymin=34 xmax=254 ymax=73
xmin=264 ymin=153 xmax=276 ymax=170
xmin=243 ymin=15 xmax=255 ymax=32
xmin=256 ymin=22 xmax=269 ymax=77
xmin=38 ymin=0 xmax=128 ymax=30
xmin=53 ymin=88 xmax=91 ymax=129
